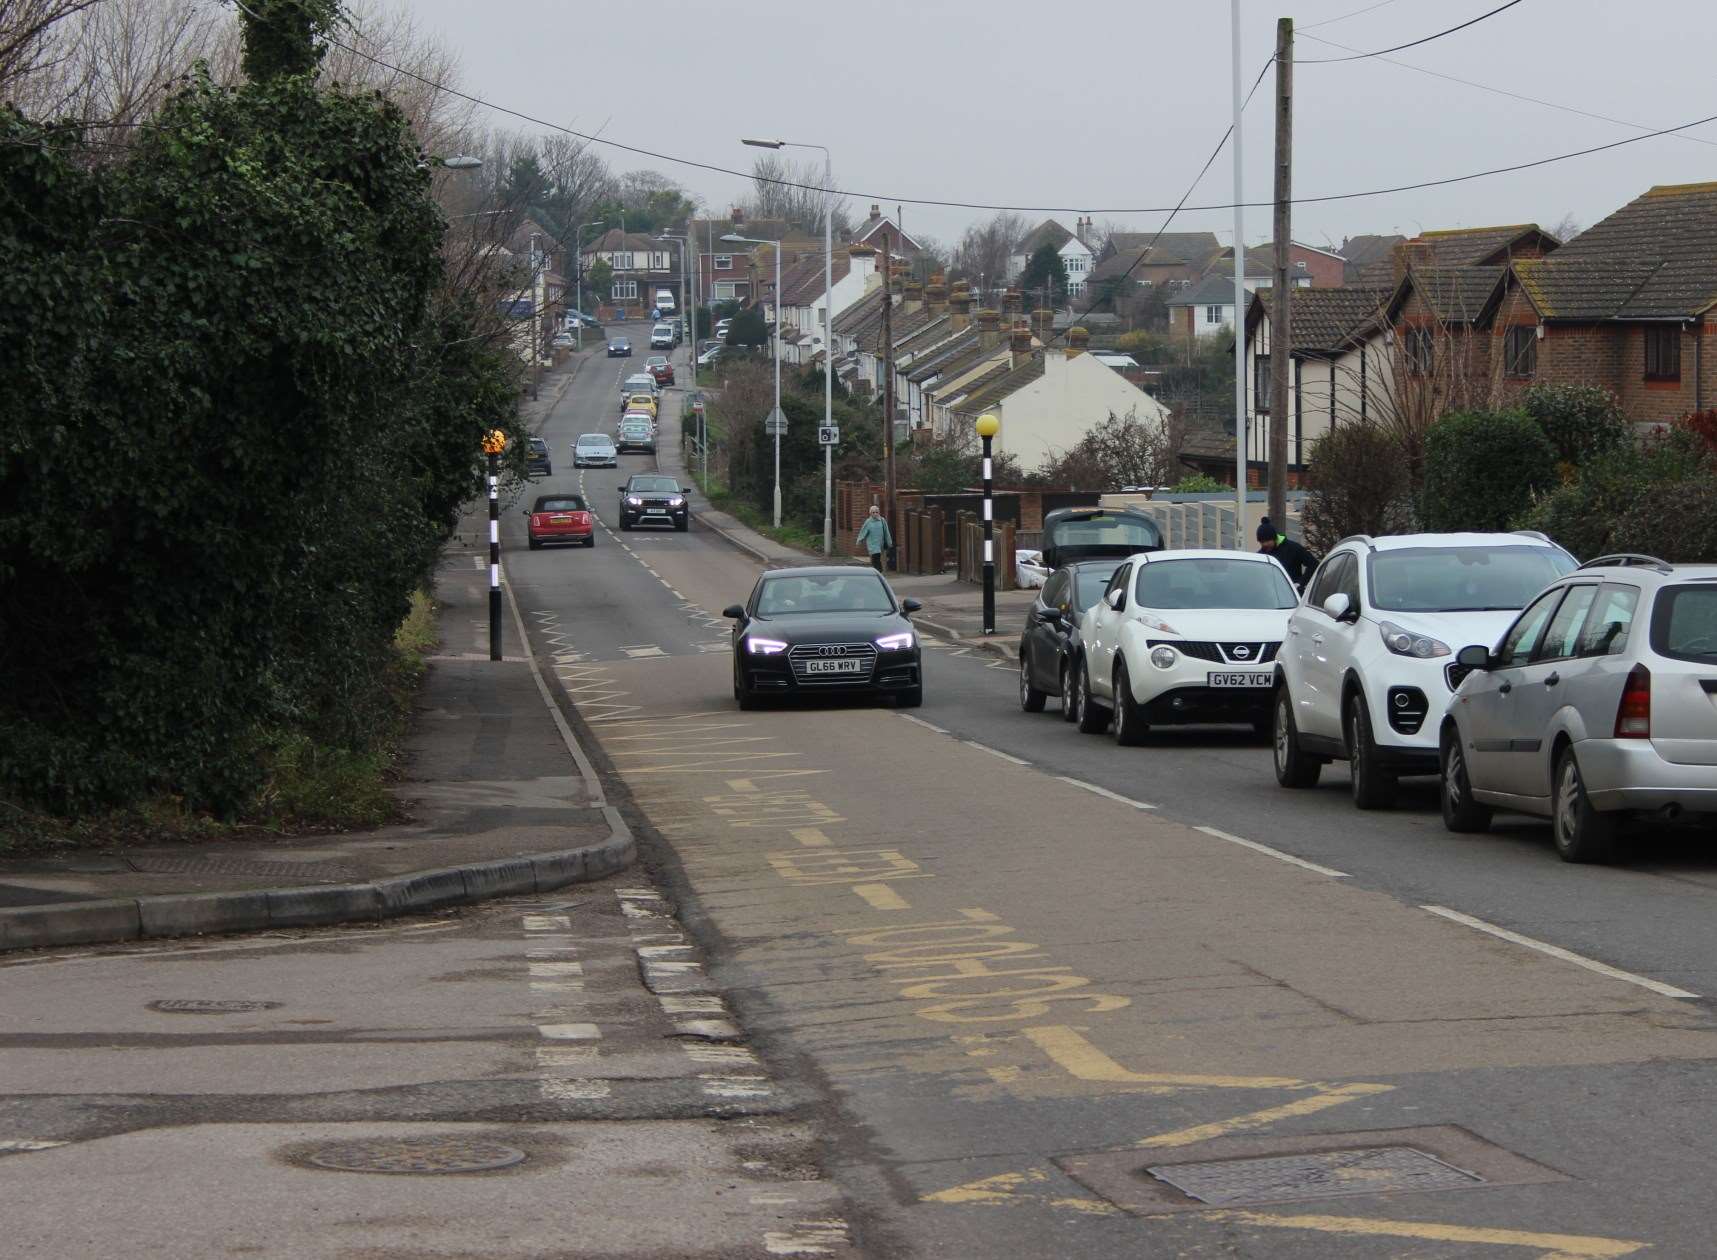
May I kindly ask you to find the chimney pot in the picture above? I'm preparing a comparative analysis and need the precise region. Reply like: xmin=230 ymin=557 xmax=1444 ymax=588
xmin=869 ymin=204 xmax=882 ymax=221
xmin=950 ymin=289 xmax=973 ymax=331
xmin=1031 ymin=309 xmax=1053 ymax=339
xmin=1002 ymin=287 xmax=1022 ymax=316
xmin=1066 ymin=326 xmax=1089 ymax=358
xmin=926 ymin=281 xmax=948 ymax=315
xmin=1009 ymin=320 xmax=1033 ymax=365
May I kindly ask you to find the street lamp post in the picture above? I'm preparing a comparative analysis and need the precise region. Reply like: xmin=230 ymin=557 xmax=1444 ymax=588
xmin=529 ymin=231 xmax=543 ymax=401
xmin=656 ymin=233 xmax=693 ymax=466
xmin=573 ymin=220 xmax=605 ymax=351
xmin=482 ymin=429 xmax=508 ymax=661
xmin=744 ymin=138 xmax=833 ymax=555
xmin=722 ymin=231 xmax=783 ymax=528
xmin=976 ymin=412 xmax=1000 ymax=635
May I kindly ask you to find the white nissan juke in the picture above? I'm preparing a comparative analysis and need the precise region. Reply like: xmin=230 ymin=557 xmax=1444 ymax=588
xmin=1071 ymin=549 xmax=1299 ymax=744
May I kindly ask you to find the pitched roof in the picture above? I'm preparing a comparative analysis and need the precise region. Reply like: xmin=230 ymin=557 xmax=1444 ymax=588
xmin=951 ymin=353 xmax=1047 ymax=415
xmin=689 ymin=217 xmax=794 ymax=245
xmin=1016 ymin=219 xmax=1075 ymax=257
xmin=1251 ymin=287 xmax=1389 ymax=352
xmin=832 ymin=287 xmax=887 ymax=338
xmin=1390 ymin=265 xmax=1507 ymax=324
xmin=1167 ymin=274 xmax=1247 ymax=307
xmin=1339 ymin=234 xmax=1405 ymax=268
xmin=1417 ymin=223 xmax=1559 ymax=267
xmin=1105 ymin=231 xmax=1219 ymax=263
xmin=1516 ymin=182 xmax=1717 ymax=319
xmin=906 ymin=329 xmax=981 ymax=383
xmin=848 ymin=210 xmax=922 ymax=252
xmin=934 ymin=359 xmax=1013 ymax=408
xmin=586 ymin=228 xmax=667 ymax=253
xmin=778 ymin=253 xmax=852 ymax=307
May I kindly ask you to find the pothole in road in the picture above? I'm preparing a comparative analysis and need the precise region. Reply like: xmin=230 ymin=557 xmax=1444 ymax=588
xmin=300 ymin=1136 xmax=529 ymax=1175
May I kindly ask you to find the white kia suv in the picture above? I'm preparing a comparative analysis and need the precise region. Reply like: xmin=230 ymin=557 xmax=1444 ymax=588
xmin=1272 ymin=532 xmax=1575 ymax=808
xmin=1071 ymin=549 xmax=1298 ymax=745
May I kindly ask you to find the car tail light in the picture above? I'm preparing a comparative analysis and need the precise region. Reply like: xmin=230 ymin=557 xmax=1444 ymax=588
xmin=1614 ymin=664 xmax=1651 ymax=739
xmin=529 ymin=514 xmax=542 ymax=526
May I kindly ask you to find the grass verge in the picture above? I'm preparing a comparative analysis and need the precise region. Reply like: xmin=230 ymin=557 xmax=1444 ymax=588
xmin=706 ymin=486 xmax=823 ymax=554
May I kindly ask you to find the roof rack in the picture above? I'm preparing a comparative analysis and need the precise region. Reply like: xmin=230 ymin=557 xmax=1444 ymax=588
xmin=1577 ymin=553 xmax=1673 ymax=574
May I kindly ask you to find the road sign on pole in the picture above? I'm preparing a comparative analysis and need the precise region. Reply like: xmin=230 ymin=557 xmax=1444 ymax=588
xmin=764 ymin=406 xmax=788 ymax=436
xmin=818 ymin=426 xmax=839 ymax=446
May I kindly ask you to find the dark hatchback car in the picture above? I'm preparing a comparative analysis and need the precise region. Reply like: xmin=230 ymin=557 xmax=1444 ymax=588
xmin=618 ymin=473 xmax=690 ymax=531
xmin=1017 ymin=559 xmax=1125 ymax=715
xmin=524 ymin=494 xmax=594 ymax=549
xmin=607 ymin=336 xmax=632 ymax=358
xmin=725 ymin=567 xmax=924 ymax=710
xmin=525 ymin=436 xmax=552 ymax=478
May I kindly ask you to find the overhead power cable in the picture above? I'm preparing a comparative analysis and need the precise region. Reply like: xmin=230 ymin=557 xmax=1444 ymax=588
xmin=316 ymin=33 xmax=1717 ymax=216
xmin=1298 ymin=29 xmax=1717 ymax=149
xmin=1301 ymin=0 xmax=1407 ymax=31
xmin=1294 ymin=0 xmax=1528 ymax=63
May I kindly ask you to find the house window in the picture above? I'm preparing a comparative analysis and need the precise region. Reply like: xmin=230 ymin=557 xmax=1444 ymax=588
xmin=1504 ymin=325 xmax=1537 ymax=378
xmin=1254 ymin=353 xmax=1271 ymax=413
xmin=611 ymin=251 xmax=633 ymax=270
xmin=1205 ymin=305 xmax=1223 ymax=323
xmin=611 ymin=280 xmax=638 ymax=300
xmin=1403 ymin=327 xmax=1434 ymax=375
xmin=1645 ymin=326 xmax=1681 ymax=381
xmin=714 ymin=254 xmax=733 ymax=270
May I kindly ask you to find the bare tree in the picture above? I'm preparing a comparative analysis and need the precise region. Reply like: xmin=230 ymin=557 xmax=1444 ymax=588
xmin=951 ymin=211 xmax=1027 ymax=303
xmin=745 ymin=153 xmax=850 ymax=236
xmin=1036 ymin=409 xmax=1187 ymax=492
xmin=0 ymin=0 xmax=102 ymax=98
xmin=1547 ymin=212 xmax=1582 ymax=243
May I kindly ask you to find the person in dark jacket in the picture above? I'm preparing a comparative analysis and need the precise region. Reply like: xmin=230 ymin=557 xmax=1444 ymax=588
xmin=1257 ymin=517 xmax=1318 ymax=590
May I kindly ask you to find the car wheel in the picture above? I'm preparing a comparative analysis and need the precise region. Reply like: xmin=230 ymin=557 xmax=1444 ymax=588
xmin=544 ymin=465 xmax=552 ymax=477
xmin=620 ymin=519 xmax=632 ymax=531
xmin=895 ymin=686 xmax=923 ymax=708
xmin=1440 ymin=727 xmax=1493 ymax=834
xmin=1059 ymin=661 xmax=1077 ymax=722
xmin=1273 ymin=686 xmax=1322 ymax=788
xmin=675 ymin=518 xmax=689 ymax=532
xmin=527 ymin=538 xmax=541 ymax=551
xmin=1553 ymin=747 xmax=1617 ymax=863
xmin=1019 ymin=654 xmax=1047 ymax=713
xmin=584 ymin=535 xmax=596 ymax=548
xmin=1112 ymin=661 xmax=1147 ymax=746
xmin=1075 ymin=659 xmax=1110 ymax=734
xmin=1346 ymin=694 xmax=1397 ymax=810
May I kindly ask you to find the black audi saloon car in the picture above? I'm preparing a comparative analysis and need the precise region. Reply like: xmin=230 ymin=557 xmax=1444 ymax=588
xmin=618 ymin=473 xmax=690 ymax=531
xmin=725 ymin=566 xmax=924 ymax=709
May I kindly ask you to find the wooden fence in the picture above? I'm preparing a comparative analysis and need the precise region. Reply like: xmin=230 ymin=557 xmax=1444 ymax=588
xmin=955 ymin=511 xmax=1016 ymax=589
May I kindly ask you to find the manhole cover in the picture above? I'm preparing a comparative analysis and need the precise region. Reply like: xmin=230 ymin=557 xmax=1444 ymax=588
xmin=1148 ymin=1146 xmax=1482 ymax=1207
xmin=305 ymin=1137 xmax=527 ymax=1175
xmin=148 ymin=999 xmax=282 ymax=1014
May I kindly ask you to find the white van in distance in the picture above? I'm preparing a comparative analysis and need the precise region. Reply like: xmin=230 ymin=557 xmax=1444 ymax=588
xmin=654 ymin=288 xmax=676 ymax=314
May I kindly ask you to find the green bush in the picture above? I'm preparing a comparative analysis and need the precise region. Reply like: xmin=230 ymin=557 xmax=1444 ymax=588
xmin=1420 ymin=409 xmax=1557 ymax=533
xmin=1520 ymin=383 xmax=1630 ymax=468
xmin=1169 ymin=474 xmax=1227 ymax=493
xmin=1302 ymin=422 xmax=1416 ymax=552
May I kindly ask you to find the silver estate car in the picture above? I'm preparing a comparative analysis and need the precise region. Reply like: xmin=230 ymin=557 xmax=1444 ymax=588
xmin=1439 ymin=554 xmax=1717 ymax=862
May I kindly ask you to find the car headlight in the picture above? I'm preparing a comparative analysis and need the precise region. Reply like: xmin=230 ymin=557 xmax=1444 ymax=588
xmin=745 ymin=637 xmax=789 ymax=655
xmin=626 ymin=496 xmax=642 ymax=506
xmin=1137 ymin=613 xmax=1180 ymax=635
xmin=1150 ymin=646 xmax=1178 ymax=669
xmin=875 ymin=631 xmax=915 ymax=651
xmin=668 ymin=496 xmax=684 ymax=507
xmin=1379 ymin=620 xmax=1450 ymax=659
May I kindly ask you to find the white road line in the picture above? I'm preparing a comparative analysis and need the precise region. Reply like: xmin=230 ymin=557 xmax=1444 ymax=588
xmin=896 ymin=714 xmax=949 ymax=734
xmin=1194 ymin=825 xmax=1350 ymax=878
xmin=1055 ymin=776 xmax=1157 ymax=811
xmin=963 ymin=740 xmax=1031 ymax=766
xmin=1422 ymin=905 xmax=1699 ymax=999
xmin=537 ymin=1022 xmax=602 ymax=1040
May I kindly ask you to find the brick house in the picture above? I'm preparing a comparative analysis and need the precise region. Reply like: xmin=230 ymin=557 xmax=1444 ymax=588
xmin=687 ymin=215 xmax=818 ymax=306
xmin=1495 ymin=182 xmax=1717 ymax=422
xmin=1344 ymin=223 xmax=1559 ymax=286
xmin=846 ymin=204 xmax=921 ymax=259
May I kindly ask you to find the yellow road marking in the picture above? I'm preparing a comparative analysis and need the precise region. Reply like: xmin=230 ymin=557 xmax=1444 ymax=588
xmin=1136 ymin=1082 xmax=1396 ymax=1148
xmin=1023 ymin=1025 xmax=1310 ymax=1090
xmin=959 ymin=908 xmax=1000 ymax=921
xmin=853 ymin=883 xmax=911 ymax=911
xmin=791 ymin=827 xmax=834 ymax=847
xmin=1202 ymin=1210 xmax=1648 ymax=1259
xmin=920 ymin=1169 xmax=1117 ymax=1216
xmin=726 ymin=779 xmax=756 ymax=792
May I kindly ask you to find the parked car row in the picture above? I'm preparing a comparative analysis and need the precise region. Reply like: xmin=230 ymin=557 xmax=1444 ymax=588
xmin=1020 ymin=511 xmax=1717 ymax=863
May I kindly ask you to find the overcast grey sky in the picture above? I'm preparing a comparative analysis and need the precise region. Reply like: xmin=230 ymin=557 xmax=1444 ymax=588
xmin=402 ymin=0 xmax=1717 ymax=251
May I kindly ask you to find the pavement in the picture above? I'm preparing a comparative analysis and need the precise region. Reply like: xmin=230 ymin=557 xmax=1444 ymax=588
xmin=0 ymin=358 xmax=629 ymax=951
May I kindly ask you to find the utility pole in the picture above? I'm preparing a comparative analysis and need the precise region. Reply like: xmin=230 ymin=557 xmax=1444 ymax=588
xmin=1229 ymin=0 xmax=1247 ymax=549
xmin=881 ymin=234 xmax=897 ymax=536
xmin=1268 ymin=16 xmax=1293 ymax=530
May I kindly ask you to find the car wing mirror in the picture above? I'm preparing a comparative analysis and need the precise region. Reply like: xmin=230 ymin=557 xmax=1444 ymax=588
xmin=1455 ymin=644 xmax=1492 ymax=670
xmin=1107 ymin=589 xmax=1125 ymax=611
xmin=1321 ymin=592 xmax=1352 ymax=621
xmin=901 ymin=598 xmax=923 ymax=614
xmin=721 ymin=604 xmax=746 ymax=619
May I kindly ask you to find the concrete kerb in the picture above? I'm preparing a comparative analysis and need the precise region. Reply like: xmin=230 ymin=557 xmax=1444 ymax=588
xmin=913 ymin=613 xmax=1015 ymax=662
xmin=0 ymin=501 xmax=636 ymax=955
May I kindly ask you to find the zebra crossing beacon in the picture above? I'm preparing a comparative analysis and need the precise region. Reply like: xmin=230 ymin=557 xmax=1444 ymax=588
xmin=483 ymin=428 xmax=507 ymax=661
xmin=976 ymin=412 xmax=1000 ymax=635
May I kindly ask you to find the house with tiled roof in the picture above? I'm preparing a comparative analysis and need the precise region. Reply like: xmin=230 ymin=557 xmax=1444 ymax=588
xmin=1337 ymin=233 xmax=1405 ymax=285
xmin=687 ymin=214 xmax=818 ymax=304
xmin=775 ymin=246 xmax=881 ymax=366
xmin=1344 ymin=224 xmax=1557 ymax=286
xmin=578 ymin=229 xmax=682 ymax=320
xmin=846 ymin=204 xmax=921 ymax=257
xmin=1007 ymin=217 xmax=1098 ymax=297
xmin=1167 ymin=273 xmax=1267 ymax=340
xmin=1491 ymin=182 xmax=1717 ymax=421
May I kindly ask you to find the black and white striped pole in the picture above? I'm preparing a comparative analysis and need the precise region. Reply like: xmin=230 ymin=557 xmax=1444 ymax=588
xmin=483 ymin=429 xmax=507 ymax=661
xmin=976 ymin=412 xmax=1000 ymax=635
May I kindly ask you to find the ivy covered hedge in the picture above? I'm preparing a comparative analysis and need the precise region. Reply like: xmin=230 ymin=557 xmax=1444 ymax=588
xmin=0 ymin=14 xmax=520 ymax=816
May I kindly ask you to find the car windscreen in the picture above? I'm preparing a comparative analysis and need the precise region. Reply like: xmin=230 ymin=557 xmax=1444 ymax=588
xmin=629 ymin=477 xmax=679 ymax=493
xmin=1050 ymin=513 xmax=1162 ymax=550
xmin=1135 ymin=558 xmax=1297 ymax=609
xmin=1652 ymin=584 xmax=1717 ymax=663
xmin=620 ymin=418 xmax=652 ymax=431
xmin=756 ymin=574 xmax=895 ymax=616
xmin=575 ymin=434 xmax=611 ymax=447
xmin=528 ymin=438 xmax=548 ymax=452
xmin=534 ymin=496 xmax=586 ymax=512
xmin=1074 ymin=565 xmax=1122 ymax=609
xmin=1368 ymin=546 xmax=1575 ymax=613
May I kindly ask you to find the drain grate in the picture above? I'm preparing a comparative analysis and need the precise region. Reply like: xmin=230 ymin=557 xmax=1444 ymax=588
xmin=149 ymin=999 xmax=282 ymax=1014
xmin=1148 ymin=1146 xmax=1482 ymax=1207
xmin=305 ymin=1137 xmax=527 ymax=1175
xmin=126 ymin=854 xmax=360 ymax=881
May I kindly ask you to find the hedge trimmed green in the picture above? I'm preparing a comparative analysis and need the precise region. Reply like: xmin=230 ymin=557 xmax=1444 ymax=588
xmin=0 ymin=19 xmax=519 ymax=815
xmin=1419 ymin=410 xmax=1557 ymax=534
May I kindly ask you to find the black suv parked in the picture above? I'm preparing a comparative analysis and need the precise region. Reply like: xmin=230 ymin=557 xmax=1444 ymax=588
xmin=619 ymin=473 xmax=691 ymax=532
